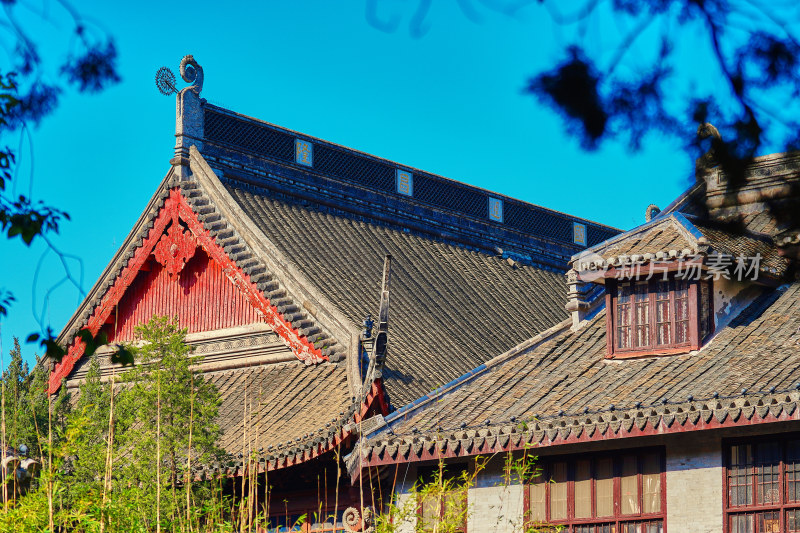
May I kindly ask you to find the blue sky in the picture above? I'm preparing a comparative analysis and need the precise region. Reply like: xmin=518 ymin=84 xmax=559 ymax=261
xmin=0 ymin=1 xmax=770 ymax=366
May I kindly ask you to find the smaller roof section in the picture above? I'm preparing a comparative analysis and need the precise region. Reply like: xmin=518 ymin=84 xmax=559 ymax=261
xmin=570 ymin=213 xmax=790 ymax=284
xmin=351 ymin=281 xmax=800 ymax=471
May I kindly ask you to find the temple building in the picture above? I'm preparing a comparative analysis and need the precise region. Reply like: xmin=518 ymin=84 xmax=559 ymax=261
xmin=50 ymin=56 xmax=800 ymax=532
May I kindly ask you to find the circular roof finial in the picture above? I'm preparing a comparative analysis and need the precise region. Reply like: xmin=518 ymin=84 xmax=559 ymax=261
xmin=154 ymin=54 xmax=203 ymax=97
xmin=155 ymin=66 xmax=177 ymax=96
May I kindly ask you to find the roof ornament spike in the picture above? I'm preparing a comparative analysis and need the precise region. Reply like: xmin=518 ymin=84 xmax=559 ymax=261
xmin=179 ymin=55 xmax=204 ymax=95
xmin=695 ymin=122 xmax=722 ymax=180
xmin=645 ymin=204 xmax=661 ymax=222
xmin=371 ymin=254 xmax=392 ymax=369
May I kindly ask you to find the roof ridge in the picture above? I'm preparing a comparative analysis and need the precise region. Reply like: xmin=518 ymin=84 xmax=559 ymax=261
xmin=187 ymin=147 xmax=363 ymax=390
xmin=203 ymin=104 xmax=620 ymax=233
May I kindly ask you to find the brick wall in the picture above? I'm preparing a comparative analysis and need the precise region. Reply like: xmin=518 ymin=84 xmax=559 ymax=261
xmin=666 ymin=434 xmax=724 ymax=533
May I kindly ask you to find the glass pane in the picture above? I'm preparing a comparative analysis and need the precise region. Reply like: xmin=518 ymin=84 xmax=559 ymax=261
xmin=550 ymin=462 xmax=568 ymax=520
xmin=729 ymin=511 xmax=781 ymax=533
xmin=788 ymin=440 xmax=800 ymax=502
xmin=528 ymin=475 xmax=547 ymax=523
xmin=634 ymin=284 xmax=650 ymax=348
xmin=596 ymin=457 xmax=614 ymax=518
xmin=618 ymin=283 xmax=632 ymax=350
xmin=757 ymin=511 xmax=780 ymax=532
xmin=729 ymin=513 xmax=753 ymax=533
xmin=619 ymin=283 xmax=633 ymax=303
xmin=756 ymin=442 xmax=780 ymax=505
xmin=620 ymin=520 xmax=663 ymax=533
xmin=674 ymin=280 xmax=689 ymax=344
xmin=642 ymin=453 xmax=661 ymax=513
xmin=729 ymin=444 xmax=754 ymax=507
xmin=575 ymin=459 xmax=592 ymax=518
xmin=655 ymin=281 xmax=671 ymax=346
xmin=576 ymin=525 xmax=615 ymax=533
xmin=789 ymin=509 xmax=800 ymax=533
xmin=621 ymin=455 xmax=640 ymax=515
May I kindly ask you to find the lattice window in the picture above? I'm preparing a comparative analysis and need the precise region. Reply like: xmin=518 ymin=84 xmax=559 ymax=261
xmin=526 ymin=450 xmax=665 ymax=532
xmin=607 ymin=278 xmax=712 ymax=359
xmin=726 ymin=437 xmax=800 ymax=532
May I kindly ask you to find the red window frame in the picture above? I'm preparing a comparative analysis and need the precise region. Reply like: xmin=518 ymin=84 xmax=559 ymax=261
xmin=606 ymin=278 xmax=712 ymax=359
xmin=724 ymin=435 xmax=800 ymax=533
xmin=523 ymin=448 xmax=667 ymax=532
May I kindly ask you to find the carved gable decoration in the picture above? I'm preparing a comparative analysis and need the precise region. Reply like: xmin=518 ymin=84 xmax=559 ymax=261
xmin=49 ymin=187 xmax=328 ymax=393
xmin=153 ymin=217 xmax=197 ymax=280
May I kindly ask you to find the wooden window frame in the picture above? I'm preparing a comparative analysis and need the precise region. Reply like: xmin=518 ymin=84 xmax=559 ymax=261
xmin=523 ymin=448 xmax=667 ymax=532
xmin=606 ymin=278 xmax=713 ymax=359
xmin=723 ymin=434 xmax=800 ymax=533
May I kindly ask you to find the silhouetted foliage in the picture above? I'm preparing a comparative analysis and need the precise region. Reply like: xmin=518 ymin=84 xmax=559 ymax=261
xmin=528 ymin=47 xmax=607 ymax=150
xmin=368 ymin=2 xmax=798 ymax=160
xmin=1 ymin=0 xmax=120 ymax=355
xmin=367 ymin=0 xmax=800 ymax=234
xmin=60 ymin=41 xmax=121 ymax=93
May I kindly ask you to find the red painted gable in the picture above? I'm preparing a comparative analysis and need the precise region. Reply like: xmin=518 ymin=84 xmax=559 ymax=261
xmin=103 ymin=250 xmax=262 ymax=342
xmin=49 ymin=188 xmax=327 ymax=393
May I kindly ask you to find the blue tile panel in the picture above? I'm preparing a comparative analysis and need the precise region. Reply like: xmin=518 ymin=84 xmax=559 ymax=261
xmin=396 ymin=170 xmax=413 ymax=196
xmin=489 ymin=197 xmax=504 ymax=223
xmin=295 ymin=139 xmax=313 ymax=167
xmin=573 ymin=222 xmax=587 ymax=246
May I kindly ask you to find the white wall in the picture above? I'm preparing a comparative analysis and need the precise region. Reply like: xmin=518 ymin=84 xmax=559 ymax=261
xmin=468 ymin=460 xmax=526 ymax=533
xmin=666 ymin=435 xmax=724 ymax=533
xmin=386 ymin=435 xmax=726 ymax=532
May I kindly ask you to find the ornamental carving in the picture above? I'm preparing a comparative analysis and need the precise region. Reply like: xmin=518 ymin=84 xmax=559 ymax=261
xmin=153 ymin=219 xmax=197 ymax=280
xmin=343 ymin=506 xmax=374 ymax=532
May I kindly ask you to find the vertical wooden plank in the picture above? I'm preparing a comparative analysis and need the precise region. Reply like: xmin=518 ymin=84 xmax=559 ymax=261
xmin=109 ymin=248 xmax=263 ymax=340
xmin=689 ymin=281 xmax=700 ymax=351
xmin=605 ymin=284 xmax=615 ymax=359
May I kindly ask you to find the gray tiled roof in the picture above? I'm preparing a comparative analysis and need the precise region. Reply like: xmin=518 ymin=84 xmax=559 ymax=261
xmin=380 ymin=281 xmax=800 ymax=435
xmin=574 ymin=214 xmax=789 ymax=278
xmin=209 ymin=361 xmax=352 ymax=456
xmin=225 ymin=181 xmax=570 ymax=407
xmin=353 ymin=282 xmax=800 ymax=467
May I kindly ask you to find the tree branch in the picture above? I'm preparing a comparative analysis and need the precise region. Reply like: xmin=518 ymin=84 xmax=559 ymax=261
xmin=606 ymin=13 xmax=657 ymax=76
xmin=542 ymin=0 xmax=606 ymax=26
